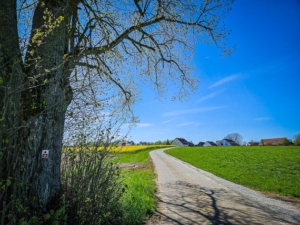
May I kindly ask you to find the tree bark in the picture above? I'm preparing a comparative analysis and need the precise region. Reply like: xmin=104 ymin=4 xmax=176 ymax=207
xmin=0 ymin=0 xmax=23 ymax=200
xmin=1 ymin=0 xmax=73 ymax=211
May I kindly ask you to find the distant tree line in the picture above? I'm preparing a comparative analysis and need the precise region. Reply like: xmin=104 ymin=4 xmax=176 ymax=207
xmin=138 ymin=139 xmax=172 ymax=145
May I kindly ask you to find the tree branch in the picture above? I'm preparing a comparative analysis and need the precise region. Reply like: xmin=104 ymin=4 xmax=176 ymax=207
xmin=74 ymin=15 xmax=165 ymax=58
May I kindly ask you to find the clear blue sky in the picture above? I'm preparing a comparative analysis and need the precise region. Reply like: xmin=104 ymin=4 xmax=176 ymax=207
xmin=125 ymin=0 xmax=300 ymax=144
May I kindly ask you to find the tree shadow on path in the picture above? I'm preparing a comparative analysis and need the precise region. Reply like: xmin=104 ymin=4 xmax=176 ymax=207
xmin=145 ymin=181 xmax=293 ymax=225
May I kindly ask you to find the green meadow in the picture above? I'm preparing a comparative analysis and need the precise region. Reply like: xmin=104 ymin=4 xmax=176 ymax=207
xmin=165 ymin=146 xmax=300 ymax=199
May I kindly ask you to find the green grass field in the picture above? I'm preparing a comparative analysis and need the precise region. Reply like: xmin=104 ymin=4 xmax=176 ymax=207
xmin=165 ymin=146 xmax=300 ymax=199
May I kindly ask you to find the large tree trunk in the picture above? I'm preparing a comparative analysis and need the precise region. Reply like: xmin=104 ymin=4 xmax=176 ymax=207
xmin=0 ymin=0 xmax=24 ymax=205
xmin=21 ymin=2 xmax=69 ymax=207
xmin=1 ymin=0 xmax=73 ymax=213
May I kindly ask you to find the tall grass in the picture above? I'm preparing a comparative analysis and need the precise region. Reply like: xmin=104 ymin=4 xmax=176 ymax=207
xmin=117 ymin=149 xmax=158 ymax=224
xmin=166 ymin=146 xmax=300 ymax=199
xmin=121 ymin=169 xmax=156 ymax=224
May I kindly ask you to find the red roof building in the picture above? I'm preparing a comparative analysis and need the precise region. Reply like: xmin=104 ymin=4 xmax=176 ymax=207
xmin=260 ymin=138 xmax=286 ymax=146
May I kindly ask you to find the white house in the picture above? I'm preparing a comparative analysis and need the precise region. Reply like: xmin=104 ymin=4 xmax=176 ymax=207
xmin=203 ymin=141 xmax=217 ymax=147
xmin=217 ymin=139 xmax=239 ymax=146
xmin=172 ymin=138 xmax=190 ymax=147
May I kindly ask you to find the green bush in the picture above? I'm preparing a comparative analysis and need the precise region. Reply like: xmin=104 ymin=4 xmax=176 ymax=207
xmin=61 ymin=146 xmax=123 ymax=225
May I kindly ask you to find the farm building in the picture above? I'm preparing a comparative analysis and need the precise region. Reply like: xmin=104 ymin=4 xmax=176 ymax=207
xmin=203 ymin=141 xmax=217 ymax=147
xmin=197 ymin=142 xmax=205 ymax=146
xmin=259 ymin=138 xmax=287 ymax=146
xmin=246 ymin=141 xmax=259 ymax=146
xmin=118 ymin=141 xmax=132 ymax=146
xmin=172 ymin=138 xmax=190 ymax=147
xmin=217 ymin=139 xmax=239 ymax=146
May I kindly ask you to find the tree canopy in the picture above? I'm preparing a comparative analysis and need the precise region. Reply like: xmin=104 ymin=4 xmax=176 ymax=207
xmin=294 ymin=134 xmax=300 ymax=146
xmin=224 ymin=133 xmax=243 ymax=145
xmin=0 ymin=0 xmax=234 ymax=222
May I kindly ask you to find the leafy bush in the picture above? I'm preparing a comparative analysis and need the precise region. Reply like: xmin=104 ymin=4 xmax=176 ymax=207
xmin=0 ymin=184 xmax=68 ymax=225
xmin=61 ymin=144 xmax=124 ymax=225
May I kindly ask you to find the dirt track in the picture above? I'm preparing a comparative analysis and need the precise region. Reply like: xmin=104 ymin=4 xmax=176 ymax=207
xmin=145 ymin=148 xmax=300 ymax=225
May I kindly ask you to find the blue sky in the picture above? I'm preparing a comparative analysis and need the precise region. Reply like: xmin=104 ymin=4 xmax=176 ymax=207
xmin=126 ymin=0 xmax=300 ymax=144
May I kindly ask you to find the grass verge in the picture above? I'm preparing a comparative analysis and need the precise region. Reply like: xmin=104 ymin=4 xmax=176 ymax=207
xmin=165 ymin=146 xmax=300 ymax=200
xmin=117 ymin=149 xmax=159 ymax=224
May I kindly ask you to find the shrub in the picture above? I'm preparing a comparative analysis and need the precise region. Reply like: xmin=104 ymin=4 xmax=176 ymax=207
xmin=61 ymin=144 xmax=124 ymax=225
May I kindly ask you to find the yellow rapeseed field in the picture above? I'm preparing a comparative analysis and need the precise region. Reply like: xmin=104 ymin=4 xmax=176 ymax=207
xmin=64 ymin=145 xmax=174 ymax=153
xmin=111 ymin=145 xmax=174 ymax=152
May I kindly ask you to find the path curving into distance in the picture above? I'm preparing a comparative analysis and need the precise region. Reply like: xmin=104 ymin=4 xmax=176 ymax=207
xmin=146 ymin=148 xmax=300 ymax=225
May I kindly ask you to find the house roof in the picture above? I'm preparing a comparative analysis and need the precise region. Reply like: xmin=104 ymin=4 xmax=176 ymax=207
xmin=261 ymin=138 xmax=286 ymax=145
xmin=205 ymin=141 xmax=217 ymax=146
xmin=197 ymin=142 xmax=205 ymax=146
xmin=174 ymin=138 xmax=189 ymax=145
xmin=223 ymin=139 xmax=239 ymax=146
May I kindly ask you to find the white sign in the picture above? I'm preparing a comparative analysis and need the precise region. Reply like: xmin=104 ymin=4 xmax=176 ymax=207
xmin=42 ymin=150 xmax=49 ymax=158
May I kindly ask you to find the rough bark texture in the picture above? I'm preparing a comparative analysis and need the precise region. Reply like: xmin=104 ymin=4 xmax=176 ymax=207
xmin=0 ymin=0 xmax=23 ymax=196
xmin=22 ymin=3 xmax=69 ymax=206
xmin=1 ymin=0 xmax=73 ymax=211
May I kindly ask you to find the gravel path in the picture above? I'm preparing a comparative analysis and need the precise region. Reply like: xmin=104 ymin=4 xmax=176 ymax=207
xmin=145 ymin=148 xmax=300 ymax=225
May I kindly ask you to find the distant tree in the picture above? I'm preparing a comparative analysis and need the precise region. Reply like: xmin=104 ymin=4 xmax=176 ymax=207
xmin=294 ymin=134 xmax=300 ymax=146
xmin=166 ymin=139 xmax=170 ymax=145
xmin=281 ymin=138 xmax=290 ymax=146
xmin=189 ymin=141 xmax=195 ymax=147
xmin=259 ymin=139 xmax=264 ymax=146
xmin=224 ymin=133 xmax=243 ymax=145
xmin=154 ymin=140 xmax=162 ymax=145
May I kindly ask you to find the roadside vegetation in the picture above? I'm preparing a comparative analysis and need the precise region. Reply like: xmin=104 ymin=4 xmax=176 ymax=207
xmin=117 ymin=147 xmax=174 ymax=224
xmin=60 ymin=144 xmax=170 ymax=225
xmin=165 ymin=146 xmax=300 ymax=200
